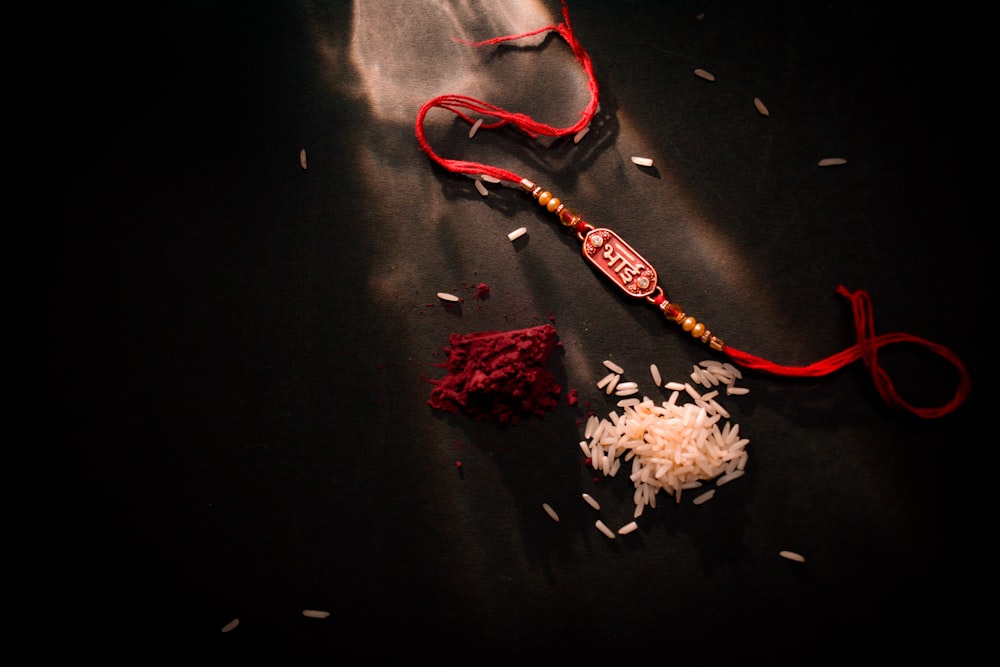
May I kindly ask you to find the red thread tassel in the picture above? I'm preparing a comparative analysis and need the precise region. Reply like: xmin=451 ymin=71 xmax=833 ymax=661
xmin=723 ymin=286 xmax=971 ymax=419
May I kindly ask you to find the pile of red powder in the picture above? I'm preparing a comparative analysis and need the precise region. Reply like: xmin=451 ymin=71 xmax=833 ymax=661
xmin=428 ymin=324 xmax=563 ymax=425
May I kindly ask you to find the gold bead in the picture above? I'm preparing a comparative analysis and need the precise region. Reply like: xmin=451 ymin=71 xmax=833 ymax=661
xmin=538 ymin=191 xmax=551 ymax=206
xmin=559 ymin=208 xmax=580 ymax=227
xmin=681 ymin=316 xmax=696 ymax=332
xmin=691 ymin=322 xmax=706 ymax=338
xmin=709 ymin=336 xmax=725 ymax=351
xmin=546 ymin=197 xmax=561 ymax=212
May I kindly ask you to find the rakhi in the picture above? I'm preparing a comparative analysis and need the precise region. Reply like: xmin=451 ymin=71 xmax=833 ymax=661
xmin=414 ymin=1 xmax=970 ymax=419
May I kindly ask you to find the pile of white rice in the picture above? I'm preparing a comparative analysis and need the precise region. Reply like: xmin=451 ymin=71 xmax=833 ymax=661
xmin=581 ymin=360 xmax=750 ymax=517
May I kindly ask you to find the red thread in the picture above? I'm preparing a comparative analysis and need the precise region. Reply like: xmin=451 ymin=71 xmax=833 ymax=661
xmin=723 ymin=286 xmax=970 ymax=418
xmin=414 ymin=4 xmax=970 ymax=418
xmin=414 ymin=0 xmax=599 ymax=184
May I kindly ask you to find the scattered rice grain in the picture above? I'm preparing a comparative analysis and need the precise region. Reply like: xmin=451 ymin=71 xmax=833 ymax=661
xmin=818 ymin=157 xmax=847 ymax=167
xmin=299 ymin=148 xmax=307 ymax=170
xmin=694 ymin=68 xmax=715 ymax=82
xmin=595 ymin=519 xmax=616 ymax=539
xmin=582 ymin=493 xmax=601 ymax=510
xmin=753 ymin=97 xmax=770 ymax=116
xmin=603 ymin=359 xmax=625 ymax=374
xmin=596 ymin=371 xmax=619 ymax=390
xmin=480 ymin=174 xmax=501 ymax=183
xmin=630 ymin=156 xmax=654 ymax=167
xmin=684 ymin=383 xmax=702 ymax=400
xmin=573 ymin=125 xmax=590 ymax=144
xmin=221 ymin=617 xmax=240 ymax=633
xmin=507 ymin=226 xmax=527 ymax=241
xmin=726 ymin=386 xmax=750 ymax=395
xmin=692 ymin=489 xmax=715 ymax=505
xmin=437 ymin=292 xmax=460 ymax=302
xmin=779 ymin=550 xmax=806 ymax=563
xmin=716 ymin=469 xmax=745 ymax=486
xmin=542 ymin=502 xmax=560 ymax=522
xmin=664 ymin=381 xmax=686 ymax=391
xmin=617 ymin=520 xmax=638 ymax=535
xmin=302 ymin=609 xmax=330 ymax=619
xmin=649 ymin=363 xmax=661 ymax=386
xmin=475 ymin=179 xmax=489 ymax=196
xmin=469 ymin=117 xmax=483 ymax=138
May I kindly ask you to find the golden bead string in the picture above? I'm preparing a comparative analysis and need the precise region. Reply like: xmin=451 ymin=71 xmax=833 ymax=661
xmin=521 ymin=179 xmax=725 ymax=352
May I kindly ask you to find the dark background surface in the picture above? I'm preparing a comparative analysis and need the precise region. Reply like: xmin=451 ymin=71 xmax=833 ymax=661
xmin=60 ymin=0 xmax=982 ymax=658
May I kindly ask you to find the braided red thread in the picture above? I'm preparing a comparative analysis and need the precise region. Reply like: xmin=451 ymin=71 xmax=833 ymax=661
xmin=723 ymin=286 xmax=971 ymax=418
xmin=414 ymin=0 xmax=599 ymax=184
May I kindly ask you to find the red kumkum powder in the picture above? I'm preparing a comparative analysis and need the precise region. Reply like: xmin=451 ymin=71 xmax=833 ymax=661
xmin=428 ymin=324 xmax=562 ymax=425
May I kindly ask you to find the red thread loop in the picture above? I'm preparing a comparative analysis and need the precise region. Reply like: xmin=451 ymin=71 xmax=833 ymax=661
xmin=723 ymin=286 xmax=971 ymax=418
xmin=414 ymin=0 xmax=599 ymax=184
xmin=414 ymin=5 xmax=971 ymax=419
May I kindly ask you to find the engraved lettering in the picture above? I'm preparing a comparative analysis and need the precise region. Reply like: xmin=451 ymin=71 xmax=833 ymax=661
xmin=582 ymin=229 xmax=658 ymax=298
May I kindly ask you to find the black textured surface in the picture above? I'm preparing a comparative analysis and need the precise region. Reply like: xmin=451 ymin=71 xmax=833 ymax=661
xmin=60 ymin=1 xmax=981 ymax=658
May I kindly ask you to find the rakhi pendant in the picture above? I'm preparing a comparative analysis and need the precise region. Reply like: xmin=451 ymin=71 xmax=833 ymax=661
xmin=521 ymin=178 xmax=726 ymax=352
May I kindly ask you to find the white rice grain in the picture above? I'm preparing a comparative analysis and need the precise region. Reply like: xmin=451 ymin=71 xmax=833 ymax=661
xmin=542 ymin=502 xmax=560 ymax=522
xmin=480 ymin=174 xmax=501 ymax=183
xmin=469 ymin=117 xmax=483 ymax=138
xmin=692 ymin=489 xmax=715 ymax=505
xmin=437 ymin=292 xmax=460 ymax=302
xmin=603 ymin=359 xmax=625 ymax=374
xmin=302 ymin=609 xmax=330 ymax=619
xmin=716 ymin=469 xmax=745 ymax=486
xmin=299 ymin=148 xmax=307 ymax=170
xmin=779 ymin=550 xmax=806 ymax=563
xmin=595 ymin=519 xmax=616 ymax=539
xmin=507 ymin=226 xmax=527 ymax=241
xmin=614 ymin=381 xmax=639 ymax=396
xmin=596 ymin=371 xmax=619 ymax=390
xmin=475 ymin=179 xmax=489 ymax=196
xmin=726 ymin=386 xmax=750 ymax=395
xmin=617 ymin=520 xmax=639 ymax=535
xmin=753 ymin=97 xmax=770 ymax=116
xmin=573 ymin=125 xmax=590 ymax=144
xmin=664 ymin=381 xmax=686 ymax=391
xmin=221 ymin=618 xmax=240 ymax=633
xmin=582 ymin=493 xmax=601 ymax=510
xmin=694 ymin=68 xmax=715 ymax=82
xmin=818 ymin=157 xmax=847 ymax=167
xmin=649 ymin=363 xmax=661 ymax=386
xmin=630 ymin=156 xmax=654 ymax=167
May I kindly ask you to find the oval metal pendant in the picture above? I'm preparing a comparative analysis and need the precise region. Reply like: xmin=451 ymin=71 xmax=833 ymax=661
xmin=582 ymin=228 xmax=658 ymax=298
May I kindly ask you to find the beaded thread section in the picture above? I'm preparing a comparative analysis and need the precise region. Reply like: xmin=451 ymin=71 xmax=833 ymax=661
xmin=521 ymin=178 xmax=725 ymax=352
